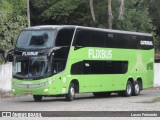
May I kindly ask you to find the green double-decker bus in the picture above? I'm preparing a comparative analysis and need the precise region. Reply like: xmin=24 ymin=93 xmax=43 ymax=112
xmin=11 ymin=25 xmax=154 ymax=101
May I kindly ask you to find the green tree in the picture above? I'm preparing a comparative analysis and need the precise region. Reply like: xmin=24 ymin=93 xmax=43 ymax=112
xmin=113 ymin=0 xmax=153 ymax=33
xmin=30 ymin=0 xmax=154 ymax=32
xmin=148 ymin=0 xmax=160 ymax=51
xmin=0 ymin=0 xmax=27 ymax=64
xmin=30 ymin=0 xmax=157 ymax=48
xmin=30 ymin=0 xmax=92 ymax=26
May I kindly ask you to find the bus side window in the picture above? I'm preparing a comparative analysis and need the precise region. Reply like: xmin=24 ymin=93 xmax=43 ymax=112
xmin=83 ymin=61 xmax=91 ymax=74
xmin=136 ymin=35 xmax=142 ymax=49
xmin=91 ymin=31 xmax=105 ymax=47
xmin=74 ymin=29 xmax=91 ymax=47
xmin=106 ymin=33 xmax=114 ymax=48
xmin=105 ymin=61 xmax=114 ymax=74
xmin=51 ymin=47 xmax=70 ymax=75
xmin=90 ymin=61 xmax=104 ymax=74
xmin=71 ymin=61 xmax=83 ymax=74
xmin=55 ymin=29 xmax=74 ymax=46
xmin=52 ymin=59 xmax=66 ymax=74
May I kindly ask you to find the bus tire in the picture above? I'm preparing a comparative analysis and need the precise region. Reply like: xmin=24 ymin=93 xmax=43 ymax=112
xmin=132 ymin=81 xmax=140 ymax=96
xmin=123 ymin=81 xmax=133 ymax=97
xmin=66 ymin=83 xmax=75 ymax=101
xmin=33 ymin=95 xmax=42 ymax=101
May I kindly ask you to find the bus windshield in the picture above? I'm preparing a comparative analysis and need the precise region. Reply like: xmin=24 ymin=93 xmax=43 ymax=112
xmin=16 ymin=30 xmax=56 ymax=49
xmin=13 ymin=56 xmax=51 ymax=80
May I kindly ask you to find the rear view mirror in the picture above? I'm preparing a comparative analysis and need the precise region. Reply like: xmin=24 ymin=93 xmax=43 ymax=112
xmin=7 ymin=53 xmax=13 ymax=62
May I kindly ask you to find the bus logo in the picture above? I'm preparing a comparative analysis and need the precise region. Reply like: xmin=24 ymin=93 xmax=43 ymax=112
xmin=140 ymin=41 xmax=153 ymax=46
xmin=88 ymin=49 xmax=112 ymax=59
xmin=22 ymin=52 xmax=38 ymax=56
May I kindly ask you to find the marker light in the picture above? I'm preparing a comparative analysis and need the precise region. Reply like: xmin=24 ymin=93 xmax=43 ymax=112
xmin=44 ymin=89 xmax=48 ymax=92
xmin=12 ymin=89 xmax=15 ymax=92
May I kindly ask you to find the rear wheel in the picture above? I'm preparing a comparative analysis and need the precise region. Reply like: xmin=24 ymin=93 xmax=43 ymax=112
xmin=33 ymin=95 xmax=42 ymax=101
xmin=123 ymin=81 xmax=133 ymax=97
xmin=66 ymin=83 xmax=75 ymax=101
xmin=132 ymin=81 xmax=140 ymax=96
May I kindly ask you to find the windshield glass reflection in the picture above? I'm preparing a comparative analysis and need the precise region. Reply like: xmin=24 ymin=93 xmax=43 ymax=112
xmin=16 ymin=30 xmax=56 ymax=49
xmin=13 ymin=56 xmax=51 ymax=79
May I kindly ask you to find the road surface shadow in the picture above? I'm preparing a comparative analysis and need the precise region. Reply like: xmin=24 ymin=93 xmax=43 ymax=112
xmin=16 ymin=93 xmax=149 ymax=103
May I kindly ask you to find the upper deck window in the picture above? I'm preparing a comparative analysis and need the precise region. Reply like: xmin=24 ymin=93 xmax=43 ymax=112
xmin=73 ymin=28 xmax=153 ymax=50
xmin=16 ymin=30 xmax=56 ymax=49
xmin=55 ymin=28 xmax=75 ymax=46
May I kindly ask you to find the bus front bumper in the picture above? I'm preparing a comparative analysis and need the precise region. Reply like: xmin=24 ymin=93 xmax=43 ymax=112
xmin=12 ymin=80 xmax=61 ymax=95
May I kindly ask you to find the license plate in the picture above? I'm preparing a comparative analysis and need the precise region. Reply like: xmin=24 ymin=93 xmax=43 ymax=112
xmin=25 ymin=91 xmax=32 ymax=94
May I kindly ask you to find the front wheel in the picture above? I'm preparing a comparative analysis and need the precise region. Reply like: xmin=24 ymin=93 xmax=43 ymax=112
xmin=66 ymin=83 xmax=75 ymax=101
xmin=132 ymin=81 xmax=140 ymax=96
xmin=33 ymin=95 xmax=42 ymax=102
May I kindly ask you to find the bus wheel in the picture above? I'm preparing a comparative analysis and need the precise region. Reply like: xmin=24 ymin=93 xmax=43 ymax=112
xmin=66 ymin=83 xmax=75 ymax=101
xmin=124 ymin=81 xmax=133 ymax=97
xmin=33 ymin=95 xmax=42 ymax=101
xmin=132 ymin=81 xmax=140 ymax=96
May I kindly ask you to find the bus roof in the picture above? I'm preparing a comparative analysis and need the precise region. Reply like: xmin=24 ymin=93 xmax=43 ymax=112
xmin=25 ymin=25 xmax=152 ymax=37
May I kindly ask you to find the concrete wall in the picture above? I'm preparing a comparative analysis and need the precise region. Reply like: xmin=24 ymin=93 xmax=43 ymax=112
xmin=154 ymin=63 xmax=160 ymax=87
xmin=0 ymin=63 xmax=12 ymax=91
xmin=0 ymin=63 xmax=160 ymax=91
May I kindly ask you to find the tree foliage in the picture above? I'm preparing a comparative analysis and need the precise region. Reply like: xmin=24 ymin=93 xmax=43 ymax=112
xmin=147 ymin=0 xmax=160 ymax=49
xmin=30 ymin=0 xmax=154 ymax=32
xmin=114 ymin=0 xmax=153 ymax=33
xmin=1 ymin=0 xmax=160 ymax=64
xmin=30 ymin=0 xmax=92 ymax=26
xmin=0 ymin=0 xmax=27 ymax=63
xmin=30 ymin=0 xmax=160 ymax=51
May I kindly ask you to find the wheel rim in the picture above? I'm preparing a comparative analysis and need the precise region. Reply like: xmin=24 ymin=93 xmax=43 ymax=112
xmin=135 ymin=83 xmax=140 ymax=94
xmin=70 ymin=87 xmax=75 ymax=98
xmin=127 ymin=84 xmax=132 ymax=95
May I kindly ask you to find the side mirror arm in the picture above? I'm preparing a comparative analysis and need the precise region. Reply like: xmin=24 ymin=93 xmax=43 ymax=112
xmin=74 ymin=45 xmax=84 ymax=50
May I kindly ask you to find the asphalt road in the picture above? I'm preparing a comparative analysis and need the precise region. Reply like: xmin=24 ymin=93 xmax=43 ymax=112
xmin=1 ymin=88 xmax=160 ymax=111
xmin=0 ymin=88 xmax=160 ymax=119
